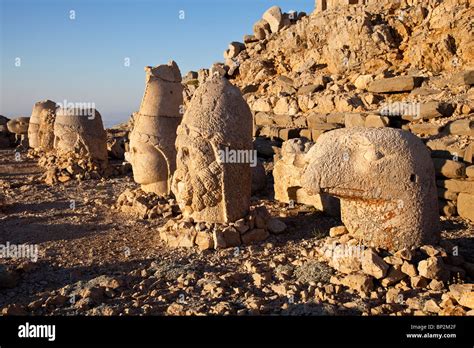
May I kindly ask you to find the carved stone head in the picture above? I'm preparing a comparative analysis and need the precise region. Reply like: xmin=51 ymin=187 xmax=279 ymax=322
xmin=28 ymin=100 xmax=57 ymax=150
xmin=128 ymin=61 xmax=183 ymax=195
xmin=172 ymin=76 xmax=253 ymax=223
xmin=53 ymin=108 xmax=108 ymax=162
xmin=302 ymin=127 xmax=440 ymax=251
xmin=7 ymin=117 xmax=30 ymax=135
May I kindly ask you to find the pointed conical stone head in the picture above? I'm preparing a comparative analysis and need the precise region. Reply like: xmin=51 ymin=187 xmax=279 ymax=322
xmin=172 ymin=76 xmax=253 ymax=223
xmin=128 ymin=61 xmax=183 ymax=195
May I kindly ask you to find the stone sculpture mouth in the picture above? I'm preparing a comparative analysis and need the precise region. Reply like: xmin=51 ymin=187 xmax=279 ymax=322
xmin=322 ymin=187 xmax=372 ymax=200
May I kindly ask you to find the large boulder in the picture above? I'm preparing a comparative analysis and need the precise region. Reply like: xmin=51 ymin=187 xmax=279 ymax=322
xmin=253 ymin=19 xmax=271 ymax=40
xmin=262 ymin=6 xmax=284 ymax=34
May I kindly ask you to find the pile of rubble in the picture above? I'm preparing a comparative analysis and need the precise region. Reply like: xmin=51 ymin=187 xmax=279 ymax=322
xmin=158 ymin=205 xmax=287 ymax=251
xmin=115 ymin=188 xmax=179 ymax=220
xmin=39 ymin=154 xmax=111 ymax=184
xmin=312 ymin=225 xmax=474 ymax=315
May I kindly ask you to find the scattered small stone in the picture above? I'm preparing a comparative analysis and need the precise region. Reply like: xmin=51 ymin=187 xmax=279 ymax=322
xmin=361 ymin=249 xmax=389 ymax=279
xmin=341 ymin=273 xmax=374 ymax=293
xmin=418 ymin=257 xmax=449 ymax=281
xmin=329 ymin=226 xmax=348 ymax=237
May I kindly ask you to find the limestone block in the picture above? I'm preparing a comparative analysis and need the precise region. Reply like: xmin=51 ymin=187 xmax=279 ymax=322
xmin=273 ymin=138 xmax=340 ymax=216
xmin=368 ymin=76 xmax=420 ymax=93
xmin=458 ymin=193 xmax=474 ymax=222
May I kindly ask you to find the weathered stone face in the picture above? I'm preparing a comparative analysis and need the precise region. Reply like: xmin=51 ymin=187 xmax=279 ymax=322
xmin=128 ymin=61 xmax=183 ymax=196
xmin=53 ymin=109 xmax=108 ymax=162
xmin=28 ymin=121 xmax=39 ymax=149
xmin=38 ymin=108 xmax=57 ymax=152
xmin=302 ymin=127 xmax=440 ymax=252
xmin=28 ymin=100 xmax=57 ymax=150
xmin=7 ymin=117 xmax=30 ymax=135
xmin=172 ymin=76 xmax=253 ymax=223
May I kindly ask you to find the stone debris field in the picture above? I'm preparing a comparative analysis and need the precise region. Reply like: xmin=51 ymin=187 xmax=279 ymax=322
xmin=0 ymin=0 xmax=473 ymax=317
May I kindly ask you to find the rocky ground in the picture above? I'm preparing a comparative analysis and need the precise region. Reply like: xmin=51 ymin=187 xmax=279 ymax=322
xmin=1 ymin=0 xmax=473 ymax=317
xmin=1 ymin=149 xmax=473 ymax=316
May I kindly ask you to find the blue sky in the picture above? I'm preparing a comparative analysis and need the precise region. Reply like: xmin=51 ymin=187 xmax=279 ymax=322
xmin=0 ymin=0 xmax=314 ymax=127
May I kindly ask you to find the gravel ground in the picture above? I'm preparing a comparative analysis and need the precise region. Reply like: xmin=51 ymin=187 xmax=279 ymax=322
xmin=0 ymin=149 xmax=472 ymax=316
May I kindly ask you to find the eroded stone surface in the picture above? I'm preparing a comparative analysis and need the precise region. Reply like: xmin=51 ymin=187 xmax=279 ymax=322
xmin=128 ymin=61 xmax=183 ymax=196
xmin=172 ymin=76 xmax=253 ymax=223
xmin=302 ymin=127 xmax=440 ymax=252
xmin=7 ymin=117 xmax=30 ymax=135
xmin=7 ymin=117 xmax=30 ymax=149
xmin=28 ymin=100 xmax=57 ymax=151
xmin=53 ymin=108 xmax=108 ymax=166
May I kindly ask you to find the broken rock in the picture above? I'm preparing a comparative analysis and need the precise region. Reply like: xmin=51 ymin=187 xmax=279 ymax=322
xmin=418 ymin=257 xmax=449 ymax=281
xmin=341 ymin=273 xmax=374 ymax=293
xmin=361 ymin=249 xmax=389 ymax=279
xmin=262 ymin=6 xmax=283 ymax=34
xmin=368 ymin=76 xmax=420 ymax=93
